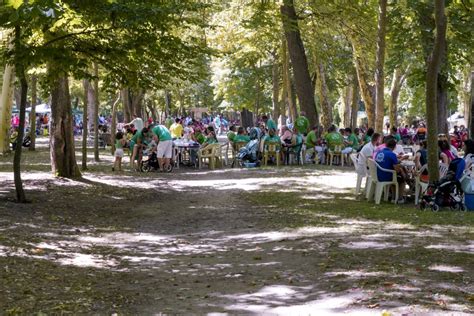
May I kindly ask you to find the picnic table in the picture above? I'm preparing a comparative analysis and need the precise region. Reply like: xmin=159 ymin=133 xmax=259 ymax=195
xmin=173 ymin=139 xmax=200 ymax=167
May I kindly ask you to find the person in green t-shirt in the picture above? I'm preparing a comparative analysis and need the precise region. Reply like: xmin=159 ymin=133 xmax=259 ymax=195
xmin=264 ymin=128 xmax=281 ymax=144
xmin=342 ymin=127 xmax=359 ymax=154
xmin=130 ymin=127 xmax=150 ymax=170
xmin=295 ymin=112 xmax=309 ymax=135
xmin=227 ymin=125 xmax=237 ymax=142
xmin=262 ymin=115 xmax=277 ymax=131
xmin=324 ymin=125 xmax=343 ymax=152
xmin=233 ymin=127 xmax=250 ymax=143
xmin=362 ymin=127 xmax=374 ymax=145
xmin=152 ymin=125 xmax=173 ymax=171
xmin=305 ymin=126 xmax=321 ymax=163
xmin=390 ymin=127 xmax=401 ymax=143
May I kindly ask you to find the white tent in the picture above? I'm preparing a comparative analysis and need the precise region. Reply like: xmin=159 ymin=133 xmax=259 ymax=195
xmin=26 ymin=103 xmax=50 ymax=114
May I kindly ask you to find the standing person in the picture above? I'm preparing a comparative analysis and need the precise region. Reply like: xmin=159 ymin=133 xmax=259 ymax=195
xmin=130 ymin=127 xmax=150 ymax=171
xmin=152 ymin=124 xmax=173 ymax=171
xmin=126 ymin=115 xmax=144 ymax=133
xmin=112 ymin=131 xmax=127 ymax=172
xmin=169 ymin=118 xmax=183 ymax=139
xmin=214 ymin=115 xmax=222 ymax=135
xmin=295 ymin=111 xmax=309 ymax=135
xmin=262 ymin=115 xmax=277 ymax=132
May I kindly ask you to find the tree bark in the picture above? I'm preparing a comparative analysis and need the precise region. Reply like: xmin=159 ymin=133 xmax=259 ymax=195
xmin=28 ymin=75 xmax=37 ymax=151
xmin=351 ymin=38 xmax=376 ymax=129
xmin=93 ymin=63 xmax=100 ymax=162
xmin=342 ymin=84 xmax=352 ymax=128
xmin=425 ymin=0 xmax=447 ymax=183
xmin=13 ymin=67 xmax=27 ymax=202
xmin=374 ymin=0 xmax=387 ymax=133
xmin=437 ymin=71 xmax=448 ymax=135
xmin=0 ymin=64 xmax=15 ymax=154
xmin=271 ymin=54 xmax=281 ymax=120
xmin=351 ymin=77 xmax=359 ymax=129
xmin=460 ymin=66 xmax=472 ymax=131
xmin=388 ymin=66 xmax=409 ymax=128
xmin=280 ymin=0 xmax=318 ymax=126
xmin=81 ymin=80 xmax=88 ymax=170
xmin=470 ymin=70 xmax=474 ymax=137
xmin=281 ymin=37 xmax=297 ymax=122
xmin=50 ymin=73 xmax=81 ymax=178
xmin=316 ymin=62 xmax=332 ymax=130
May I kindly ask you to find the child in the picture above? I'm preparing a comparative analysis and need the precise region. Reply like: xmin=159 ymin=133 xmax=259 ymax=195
xmin=113 ymin=131 xmax=126 ymax=171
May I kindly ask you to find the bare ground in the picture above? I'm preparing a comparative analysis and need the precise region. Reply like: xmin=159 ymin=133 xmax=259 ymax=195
xmin=0 ymin=144 xmax=473 ymax=315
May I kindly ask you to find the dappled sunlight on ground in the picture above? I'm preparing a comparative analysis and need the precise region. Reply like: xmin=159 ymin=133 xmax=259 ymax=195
xmin=0 ymin=156 xmax=473 ymax=314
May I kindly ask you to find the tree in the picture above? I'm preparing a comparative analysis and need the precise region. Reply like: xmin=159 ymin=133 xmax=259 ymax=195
xmin=81 ymin=79 xmax=88 ymax=170
xmin=374 ymin=0 xmax=387 ymax=133
xmin=28 ymin=75 xmax=37 ymax=151
xmin=426 ymin=0 xmax=447 ymax=183
xmin=281 ymin=0 xmax=318 ymax=125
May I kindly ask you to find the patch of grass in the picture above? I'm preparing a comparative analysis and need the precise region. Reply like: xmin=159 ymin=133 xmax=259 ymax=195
xmin=245 ymin=190 xmax=474 ymax=228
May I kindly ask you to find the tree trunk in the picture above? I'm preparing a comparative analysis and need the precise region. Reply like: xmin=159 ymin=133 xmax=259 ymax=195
xmin=93 ymin=63 xmax=100 ymax=162
xmin=165 ymin=90 xmax=172 ymax=119
xmin=351 ymin=77 xmax=359 ymax=129
xmin=280 ymin=0 xmax=318 ymax=126
xmin=0 ymin=64 xmax=15 ymax=154
xmin=342 ymin=84 xmax=352 ymax=128
xmin=81 ymin=80 xmax=88 ymax=170
xmin=281 ymin=37 xmax=297 ymax=122
xmin=13 ymin=66 xmax=27 ymax=202
xmin=426 ymin=0 xmax=447 ymax=184
xmin=255 ymin=77 xmax=260 ymax=117
xmin=272 ymin=55 xmax=281 ymax=120
xmin=374 ymin=0 xmax=387 ymax=133
xmin=28 ymin=75 xmax=37 ymax=151
xmin=460 ymin=66 xmax=472 ymax=132
xmin=388 ymin=66 xmax=409 ymax=128
xmin=351 ymin=39 xmax=376 ymax=129
xmin=316 ymin=62 xmax=332 ymax=130
xmin=437 ymin=71 xmax=448 ymax=135
xmin=469 ymin=70 xmax=474 ymax=137
xmin=50 ymin=73 xmax=81 ymax=178
xmin=110 ymin=93 xmax=121 ymax=155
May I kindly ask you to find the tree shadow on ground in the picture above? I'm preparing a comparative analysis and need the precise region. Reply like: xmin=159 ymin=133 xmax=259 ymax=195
xmin=0 ymin=161 xmax=473 ymax=314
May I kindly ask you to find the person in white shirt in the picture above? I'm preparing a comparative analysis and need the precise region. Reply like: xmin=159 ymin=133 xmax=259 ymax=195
xmin=126 ymin=115 xmax=144 ymax=132
xmin=360 ymin=132 xmax=381 ymax=161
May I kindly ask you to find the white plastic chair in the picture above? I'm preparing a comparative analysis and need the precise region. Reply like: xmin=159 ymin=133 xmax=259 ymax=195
xmin=414 ymin=164 xmax=428 ymax=205
xmin=367 ymin=159 xmax=399 ymax=204
xmin=350 ymin=153 xmax=368 ymax=195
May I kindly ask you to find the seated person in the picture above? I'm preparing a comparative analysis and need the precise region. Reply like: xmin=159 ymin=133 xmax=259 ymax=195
xmin=374 ymin=138 xmax=407 ymax=203
xmin=342 ymin=127 xmax=359 ymax=155
xmin=10 ymin=128 xmax=19 ymax=150
xmin=191 ymin=130 xmax=218 ymax=165
xmin=415 ymin=140 xmax=429 ymax=182
xmin=264 ymin=128 xmax=281 ymax=146
xmin=325 ymin=125 xmax=343 ymax=152
xmin=390 ymin=127 xmax=401 ymax=143
xmin=227 ymin=125 xmax=237 ymax=142
xmin=280 ymin=125 xmax=293 ymax=145
xmin=305 ymin=125 xmax=323 ymax=163
xmin=233 ymin=127 xmax=250 ymax=143
xmin=358 ymin=133 xmax=381 ymax=170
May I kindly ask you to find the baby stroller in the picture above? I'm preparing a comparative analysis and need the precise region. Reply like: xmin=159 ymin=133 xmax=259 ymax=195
xmin=236 ymin=127 xmax=262 ymax=167
xmin=420 ymin=158 xmax=466 ymax=211
xmin=140 ymin=150 xmax=174 ymax=173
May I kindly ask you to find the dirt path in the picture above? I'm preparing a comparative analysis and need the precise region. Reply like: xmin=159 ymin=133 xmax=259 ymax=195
xmin=0 ymin=164 xmax=473 ymax=315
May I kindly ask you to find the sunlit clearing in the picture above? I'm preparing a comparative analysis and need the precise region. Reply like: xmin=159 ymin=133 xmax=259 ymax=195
xmin=428 ymin=264 xmax=464 ymax=273
xmin=339 ymin=241 xmax=399 ymax=249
